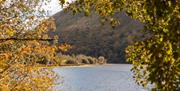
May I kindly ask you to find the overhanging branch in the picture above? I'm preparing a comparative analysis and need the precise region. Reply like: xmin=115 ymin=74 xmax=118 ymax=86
xmin=0 ymin=38 xmax=55 ymax=41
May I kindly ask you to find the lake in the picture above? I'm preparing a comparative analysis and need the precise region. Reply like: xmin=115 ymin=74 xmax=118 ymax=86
xmin=54 ymin=64 xmax=150 ymax=91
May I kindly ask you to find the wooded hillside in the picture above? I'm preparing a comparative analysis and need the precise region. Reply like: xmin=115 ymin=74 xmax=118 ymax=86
xmin=53 ymin=11 xmax=146 ymax=63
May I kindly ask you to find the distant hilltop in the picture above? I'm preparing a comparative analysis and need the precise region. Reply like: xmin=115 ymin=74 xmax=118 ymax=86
xmin=52 ymin=11 xmax=147 ymax=63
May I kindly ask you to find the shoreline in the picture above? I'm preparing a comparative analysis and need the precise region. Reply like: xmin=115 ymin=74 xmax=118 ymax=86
xmin=59 ymin=64 xmax=105 ymax=68
xmin=58 ymin=63 xmax=131 ymax=68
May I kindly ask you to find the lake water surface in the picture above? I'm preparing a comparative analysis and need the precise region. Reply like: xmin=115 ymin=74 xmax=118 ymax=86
xmin=54 ymin=64 xmax=149 ymax=91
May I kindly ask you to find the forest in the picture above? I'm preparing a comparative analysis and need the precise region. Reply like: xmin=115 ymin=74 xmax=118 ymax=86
xmin=53 ymin=11 xmax=148 ymax=63
xmin=0 ymin=0 xmax=179 ymax=91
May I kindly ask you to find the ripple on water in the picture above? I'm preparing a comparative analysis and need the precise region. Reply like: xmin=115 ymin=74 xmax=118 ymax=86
xmin=54 ymin=64 xmax=149 ymax=91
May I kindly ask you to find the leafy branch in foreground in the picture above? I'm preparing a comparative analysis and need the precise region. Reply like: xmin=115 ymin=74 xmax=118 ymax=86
xmin=63 ymin=0 xmax=180 ymax=90
xmin=0 ymin=0 xmax=66 ymax=90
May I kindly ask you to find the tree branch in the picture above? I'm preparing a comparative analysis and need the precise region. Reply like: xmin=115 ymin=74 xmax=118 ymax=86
xmin=0 ymin=38 xmax=55 ymax=41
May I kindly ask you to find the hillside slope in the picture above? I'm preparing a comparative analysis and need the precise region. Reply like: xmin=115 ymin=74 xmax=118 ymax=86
xmin=53 ymin=11 xmax=145 ymax=63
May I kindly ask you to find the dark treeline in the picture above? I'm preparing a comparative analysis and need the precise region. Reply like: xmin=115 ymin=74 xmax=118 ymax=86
xmin=52 ymin=11 xmax=148 ymax=63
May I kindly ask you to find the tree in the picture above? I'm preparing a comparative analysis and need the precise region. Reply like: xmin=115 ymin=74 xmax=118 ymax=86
xmin=0 ymin=0 xmax=66 ymax=90
xmin=64 ymin=0 xmax=180 ymax=90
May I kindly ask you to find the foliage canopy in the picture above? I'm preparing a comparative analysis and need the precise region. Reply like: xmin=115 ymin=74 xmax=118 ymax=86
xmin=64 ymin=0 xmax=180 ymax=90
xmin=0 ymin=0 xmax=64 ymax=90
xmin=0 ymin=0 xmax=179 ymax=90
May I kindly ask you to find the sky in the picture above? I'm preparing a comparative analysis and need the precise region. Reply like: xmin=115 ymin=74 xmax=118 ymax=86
xmin=43 ymin=0 xmax=61 ymax=15
xmin=2 ymin=0 xmax=63 ymax=15
xmin=44 ymin=0 xmax=75 ymax=15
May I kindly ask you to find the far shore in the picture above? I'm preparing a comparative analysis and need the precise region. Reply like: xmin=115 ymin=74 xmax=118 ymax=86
xmin=59 ymin=64 xmax=105 ymax=68
xmin=58 ymin=63 xmax=131 ymax=68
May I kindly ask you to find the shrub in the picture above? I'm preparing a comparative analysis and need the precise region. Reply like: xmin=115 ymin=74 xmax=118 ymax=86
xmin=87 ymin=57 xmax=96 ymax=64
xmin=98 ymin=56 xmax=107 ymax=64
xmin=81 ymin=59 xmax=90 ymax=64
xmin=65 ymin=59 xmax=77 ymax=64
xmin=55 ymin=54 xmax=107 ymax=65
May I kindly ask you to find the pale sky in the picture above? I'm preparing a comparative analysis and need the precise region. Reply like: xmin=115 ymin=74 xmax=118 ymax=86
xmin=43 ymin=0 xmax=75 ymax=15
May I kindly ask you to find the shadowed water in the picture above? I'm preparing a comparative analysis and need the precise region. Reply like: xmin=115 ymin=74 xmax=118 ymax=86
xmin=54 ymin=64 xmax=149 ymax=91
